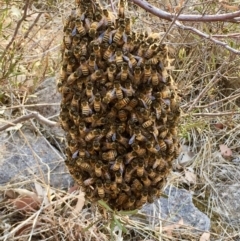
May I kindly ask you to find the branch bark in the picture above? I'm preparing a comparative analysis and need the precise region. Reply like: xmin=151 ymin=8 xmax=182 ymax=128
xmin=131 ymin=0 xmax=240 ymax=22
xmin=0 ymin=111 xmax=59 ymax=132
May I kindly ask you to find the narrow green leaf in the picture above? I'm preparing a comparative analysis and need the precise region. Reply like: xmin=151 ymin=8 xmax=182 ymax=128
xmin=118 ymin=209 xmax=138 ymax=215
xmin=98 ymin=200 xmax=113 ymax=212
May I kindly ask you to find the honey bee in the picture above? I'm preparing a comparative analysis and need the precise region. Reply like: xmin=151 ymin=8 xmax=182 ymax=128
xmin=136 ymin=159 xmax=144 ymax=177
xmin=113 ymin=81 xmax=123 ymax=100
xmin=124 ymin=151 xmax=137 ymax=164
xmin=152 ymin=174 xmax=164 ymax=186
xmin=118 ymin=109 xmax=128 ymax=122
xmin=161 ymin=110 xmax=167 ymax=125
xmin=124 ymin=196 xmax=136 ymax=210
xmin=158 ymin=139 xmax=167 ymax=151
xmin=147 ymin=168 xmax=157 ymax=179
xmin=121 ymin=183 xmax=131 ymax=194
xmin=78 ymin=121 xmax=88 ymax=137
xmin=161 ymin=86 xmax=171 ymax=99
xmin=152 ymin=101 xmax=161 ymax=120
xmin=88 ymin=21 xmax=100 ymax=38
xmin=115 ymin=97 xmax=130 ymax=110
xmin=137 ymin=42 xmax=148 ymax=57
xmin=59 ymin=115 xmax=70 ymax=131
xmin=134 ymin=127 xmax=147 ymax=142
xmin=102 ymin=142 xmax=117 ymax=151
xmin=151 ymin=67 xmax=161 ymax=86
xmin=102 ymin=150 xmax=117 ymax=161
xmin=117 ymin=193 xmax=128 ymax=207
xmin=132 ymin=143 xmax=146 ymax=156
xmin=125 ymin=17 xmax=131 ymax=35
xmin=94 ymin=161 xmax=102 ymax=177
xmin=81 ymin=100 xmax=92 ymax=116
xmin=75 ymin=18 xmax=86 ymax=37
xmin=114 ymin=49 xmax=124 ymax=67
xmin=124 ymin=53 xmax=137 ymax=69
xmin=103 ymin=43 xmax=116 ymax=60
xmin=137 ymin=189 xmax=148 ymax=207
xmin=93 ymin=93 xmax=101 ymax=112
xmin=132 ymin=66 xmax=142 ymax=85
xmin=106 ymin=124 xmax=117 ymax=141
xmin=63 ymin=28 xmax=72 ymax=49
xmin=88 ymin=53 xmax=97 ymax=73
xmin=78 ymin=160 xmax=92 ymax=172
xmin=143 ymin=62 xmax=152 ymax=83
xmin=86 ymin=82 xmax=93 ymax=98
xmin=79 ymin=56 xmax=89 ymax=76
xmin=104 ymin=180 xmax=111 ymax=193
xmin=96 ymin=180 xmax=105 ymax=198
xmin=115 ymin=171 xmax=123 ymax=184
xmin=131 ymin=179 xmax=143 ymax=192
xmin=90 ymin=69 xmax=103 ymax=82
xmin=118 ymin=0 xmax=125 ymax=18
xmin=58 ymin=63 xmax=67 ymax=84
xmin=73 ymin=45 xmax=81 ymax=59
xmin=106 ymin=64 xmax=117 ymax=82
xmin=111 ymin=156 xmax=123 ymax=171
xmin=79 ymin=37 xmax=88 ymax=56
xmin=69 ymin=139 xmax=79 ymax=153
xmin=124 ymin=97 xmax=138 ymax=111
xmin=85 ymin=129 xmax=101 ymax=141
xmin=116 ymin=132 xmax=129 ymax=148
xmin=142 ymin=119 xmax=154 ymax=129
xmin=100 ymin=25 xmax=115 ymax=44
xmin=102 ymin=9 xmax=113 ymax=26
xmin=69 ymin=125 xmax=79 ymax=140
xmin=146 ymin=141 xmax=160 ymax=154
xmin=145 ymin=43 xmax=158 ymax=59
xmin=67 ymin=58 xmax=77 ymax=74
xmin=148 ymin=55 xmax=159 ymax=65
xmin=113 ymin=24 xmax=126 ymax=46
xmin=122 ymin=35 xmax=133 ymax=54
xmin=141 ymin=174 xmax=151 ymax=187
xmin=92 ymin=42 xmax=101 ymax=59
xmin=92 ymin=139 xmax=101 ymax=151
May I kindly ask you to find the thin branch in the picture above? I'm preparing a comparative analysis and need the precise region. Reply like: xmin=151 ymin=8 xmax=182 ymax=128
xmin=182 ymin=111 xmax=240 ymax=117
xmin=187 ymin=62 xmax=228 ymax=112
xmin=1 ymin=0 xmax=30 ymax=60
xmin=174 ymin=21 xmax=240 ymax=55
xmin=131 ymin=0 xmax=240 ymax=22
xmin=0 ymin=111 xmax=59 ymax=132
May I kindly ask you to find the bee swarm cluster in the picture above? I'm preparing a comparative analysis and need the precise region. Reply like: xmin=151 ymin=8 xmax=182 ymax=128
xmin=58 ymin=0 xmax=181 ymax=210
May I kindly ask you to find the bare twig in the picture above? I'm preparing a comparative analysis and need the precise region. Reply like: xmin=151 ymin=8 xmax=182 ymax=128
xmin=174 ymin=21 xmax=240 ymax=55
xmin=0 ymin=103 xmax=60 ymax=110
xmin=187 ymin=62 xmax=228 ymax=112
xmin=1 ymin=0 xmax=30 ymax=60
xmin=0 ymin=111 xmax=59 ymax=132
xmin=182 ymin=111 xmax=240 ymax=117
xmin=131 ymin=0 xmax=240 ymax=22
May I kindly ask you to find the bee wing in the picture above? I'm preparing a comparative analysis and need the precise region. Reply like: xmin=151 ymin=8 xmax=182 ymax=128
xmin=128 ymin=134 xmax=136 ymax=145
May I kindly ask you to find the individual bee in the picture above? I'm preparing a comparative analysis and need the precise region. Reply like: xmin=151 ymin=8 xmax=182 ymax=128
xmin=141 ymin=174 xmax=151 ymax=187
xmin=78 ymin=121 xmax=88 ymax=138
xmin=90 ymin=69 xmax=103 ymax=82
xmin=161 ymin=86 xmax=172 ymax=99
xmin=143 ymin=62 xmax=152 ymax=83
xmin=106 ymin=107 xmax=117 ymax=120
xmin=106 ymin=124 xmax=117 ymax=141
xmin=103 ymin=43 xmax=116 ymax=60
xmin=145 ymin=43 xmax=158 ymax=59
xmin=58 ymin=63 xmax=67 ymax=84
xmin=88 ymin=21 xmax=100 ymax=38
xmin=78 ymin=159 xmax=92 ymax=172
xmin=124 ymin=53 xmax=137 ymax=69
xmin=79 ymin=37 xmax=88 ymax=56
xmin=132 ymin=66 xmax=142 ymax=86
xmin=158 ymin=139 xmax=167 ymax=151
xmin=118 ymin=0 xmax=125 ymax=18
xmin=148 ymin=55 xmax=159 ymax=65
xmin=124 ymin=151 xmax=137 ymax=164
xmin=93 ymin=139 xmax=101 ymax=151
xmin=102 ymin=9 xmax=113 ymax=27
xmin=87 ymin=53 xmax=97 ymax=73
xmin=69 ymin=125 xmax=79 ymax=140
xmin=116 ymin=131 xmax=129 ymax=148
xmin=113 ymin=24 xmax=126 ymax=46
xmin=115 ymin=97 xmax=130 ymax=110
xmin=124 ymin=196 xmax=136 ymax=210
xmin=104 ymin=180 xmax=112 ymax=193
xmin=66 ymin=58 xmax=77 ymax=75
xmin=136 ymin=159 xmax=144 ymax=177
xmin=134 ymin=127 xmax=147 ymax=142
xmin=106 ymin=64 xmax=117 ymax=82
xmin=75 ymin=18 xmax=86 ymax=37
xmin=124 ymin=98 xmax=138 ymax=112
xmin=69 ymin=139 xmax=79 ymax=153
xmin=85 ymin=125 xmax=100 ymax=140
xmin=146 ymin=141 xmax=160 ymax=154
xmin=118 ymin=109 xmax=128 ymax=122
xmin=86 ymin=82 xmax=94 ymax=99
xmin=117 ymin=193 xmax=128 ymax=207
xmin=131 ymin=143 xmax=146 ymax=156
xmin=137 ymin=42 xmax=148 ymax=57
xmin=142 ymin=119 xmax=154 ymax=129
xmin=111 ymin=156 xmax=123 ymax=171
xmin=59 ymin=115 xmax=70 ymax=131
xmin=72 ymin=34 xmax=81 ymax=47
xmin=115 ymin=171 xmax=123 ymax=184
xmin=99 ymin=25 xmax=115 ymax=44
xmin=121 ymin=183 xmax=131 ymax=194
xmin=81 ymin=100 xmax=92 ymax=116
xmin=147 ymin=167 xmax=157 ymax=179
xmin=73 ymin=45 xmax=81 ymax=59
xmin=113 ymin=81 xmax=124 ymax=100
xmin=94 ymin=161 xmax=103 ymax=177
xmin=92 ymin=42 xmax=101 ymax=59
xmin=124 ymin=17 xmax=131 ymax=35
xmin=131 ymin=178 xmax=143 ymax=192
xmin=102 ymin=142 xmax=117 ymax=151
xmin=93 ymin=93 xmax=101 ymax=112
xmin=96 ymin=180 xmax=105 ymax=198
xmin=79 ymin=56 xmax=89 ymax=76
xmin=152 ymin=101 xmax=161 ymax=120
xmin=63 ymin=28 xmax=72 ymax=49
xmin=122 ymin=35 xmax=133 ymax=54
xmin=136 ymin=189 xmax=148 ymax=207
xmin=152 ymin=173 xmax=164 ymax=186
xmin=151 ymin=67 xmax=161 ymax=86
xmin=139 ymin=92 xmax=153 ymax=109
xmin=114 ymin=49 xmax=124 ymax=67
xmin=102 ymin=150 xmax=117 ymax=161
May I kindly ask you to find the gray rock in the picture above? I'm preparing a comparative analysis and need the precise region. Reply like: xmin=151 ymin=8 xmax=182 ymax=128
xmin=215 ymin=183 xmax=240 ymax=225
xmin=139 ymin=186 xmax=210 ymax=232
xmin=0 ymin=129 xmax=73 ymax=189
xmin=26 ymin=77 xmax=61 ymax=117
